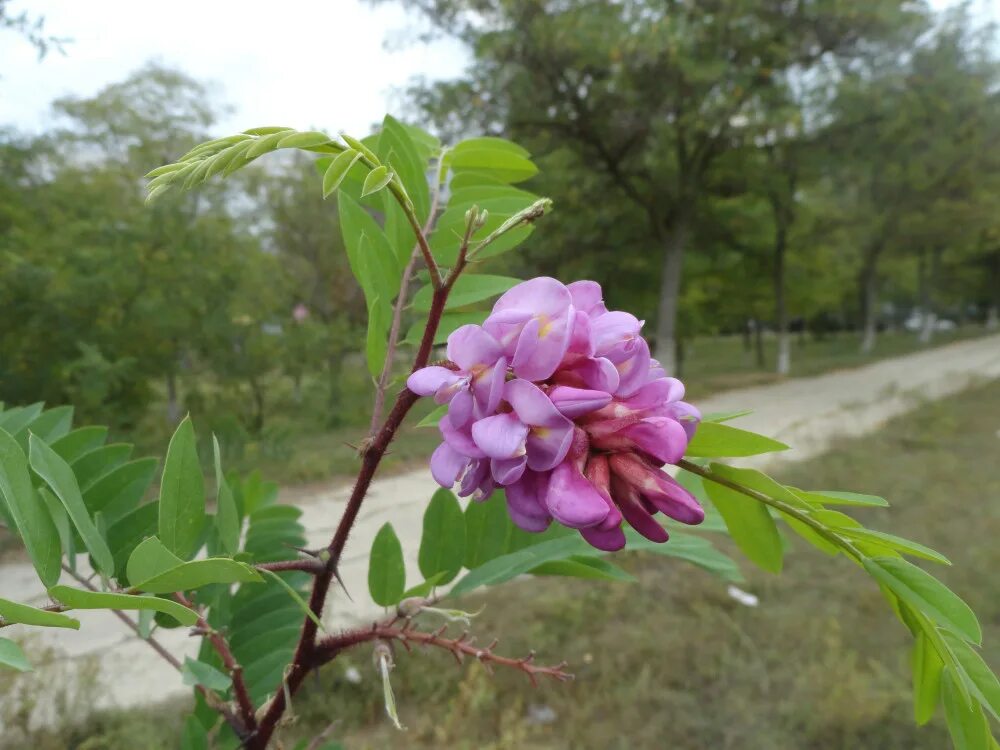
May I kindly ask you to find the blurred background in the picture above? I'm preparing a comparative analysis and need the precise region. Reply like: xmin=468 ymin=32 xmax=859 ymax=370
xmin=2 ymin=0 xmax=1000 ymax=748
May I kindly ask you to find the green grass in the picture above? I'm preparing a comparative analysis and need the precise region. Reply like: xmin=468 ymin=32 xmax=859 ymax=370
xmin=283 ymin=376 xmax=1000 ymax=749
xmin=14 ymin=376 xmax=999 ymax=749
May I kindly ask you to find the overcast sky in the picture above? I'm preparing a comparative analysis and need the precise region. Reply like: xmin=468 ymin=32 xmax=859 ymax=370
xmin=0 ymin=0 xmax=468 ymax=136
xmin=1 ymin=0 xmax=995 ymax=139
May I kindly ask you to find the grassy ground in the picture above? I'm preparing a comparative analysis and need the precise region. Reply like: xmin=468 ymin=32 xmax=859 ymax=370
xmin=11 ymin=375 xmax=999 ymax=749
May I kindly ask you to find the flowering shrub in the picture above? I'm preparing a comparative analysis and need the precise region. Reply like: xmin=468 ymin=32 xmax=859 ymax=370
xmin=0 ymin=120 xmax=997 ymax=750
xmin=410 ymin=277 xmax=704 ymax=550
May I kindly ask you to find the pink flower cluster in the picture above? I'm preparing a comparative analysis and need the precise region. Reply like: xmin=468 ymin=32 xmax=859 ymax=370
xmin=408 ymin=278 xmax=703 ymax=551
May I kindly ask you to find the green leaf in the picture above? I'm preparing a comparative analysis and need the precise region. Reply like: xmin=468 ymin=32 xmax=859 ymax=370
xmin=451 ymin=136 xmax=530 ymax=159
xmin=939 ymin=629 xmax=1000 ymax=722
xmin=212 ymin=436 xmax=240 ymax=555
xmin=707 ymin=463 xmax=806 ymax=506
xmin=464 ymin=493 xmax=516 ymax=569
xmin=365 ymin=295 xmax=390 ymax=378
xmin=415 ymin=404 xmax=448 ymax=428
xmin=530 ymin=555 xmax=635 ymax=582
xmin=126 ymin=536 xmax=184 ymax=586
xmin=401 ymin=571 xmax=447 ymax=600
xmin=29 ymin=433 xmax=115 ymax=578
xmin=71 ymin=443 xmax=133 ymax=491
xmin=82 ymin=457 xmax=158 ymax=520
xmin=158 ymin=416 xmax=206 ymax=560
xmin=449 ymin=148 xmax=538 ymax=183
xmin=418 ymin=489 xmax=466 ymax=585
xmin=838 ymin=527 xmax=950 ymax=565
xmin=341 ymin=133 xmax=380 ymax=165
xmin=368 ymin=523 xmax=406 ymax=607
xmin=378 ymin=115 xmax=431 ymax=221
xmin=49 ymin=426 xmax=108 ymax=464
xmin=411 ymin=274 xmax=520 ymax=311
xmin=703 ymin=477 xmax=784 ymax=573
xmin=323 ymin=149 xmax=362 ymax=198
xmin=798 ymin=489 xmax=889 ymax=508
xmin=48 ymin=585 xmax=198 ymax=626
xmin=276 ymin=130 xmax=333 ymax=149
xmin=106 ymin=502 xmax=159 ymax=581
xmin=701 ymin=410 xmax=754 ymax=423
xmin=23 ymin=405 xmax=73 ymax=443
xmin=245 ymin=130 xmax=293 ymax=158
xmin=183 ymin=657 xmax=232 ymax=692
xmin=452 ymin=535 xmax=593 ymax=595
xmin=941 ymin=669 xmax=991 ymax=750
xmin=0 ymin=403 xmax=43 ymax=435
xmin=0 ymin=428 xmax=61 ymax=587
xmin=0 ymin=598 xmax=80 ymax=630
xmin=685 ymin=422 xmax=789 ymax=458
xmin=131 ymin=558 xmax=263 ymax=595
xmin=258 ymin=568 xmax=325 ymax=633
xmin=0 ymin=637 xmax=31 ymax=672
xmin=912 ymin=632 xmax=943 ymax=725
xmin=181 ymin=715 xmax=209 ymax=750
xmin=863 ymin=557 xmax=981 ymax=644
xmin=361 ymin=165 xmax=394 ymax=197
xmin=338 ymin=191 xmax=400 ymax=306
xmin=622 ymin=529 xmax=744 ymax=582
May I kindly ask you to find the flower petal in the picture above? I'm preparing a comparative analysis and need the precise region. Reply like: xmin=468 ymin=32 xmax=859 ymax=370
xmin=407 ymin=366 xmax=462 ymax=397
xmin=607 ymin=336 xmax=651 ymax=397
xmin=472 ymin=356 xmax=507 ymax=416
xmin=471 ymin=413 xmax=529 ymax=459
xmin=611 ymin=476 xmax=669 ymax=542
xmin=440 ymin=419 xmax=485 ymax=458
xmin=566 ymin=280 xmax=607 ymax=317
xmin=568 ymin=309 xmax=595 ymax=356
xmin=526 ymin=424 xmax=574 ymax=471
xmin=591 ymin=311 xmax=642 ymax=355
xmin=430 ymin=442 xmax=468 ymax=488
xmin=548 ymin=386 xmax=612 ymax=418
xmin=505 ymin=379 xmax=568 ymax=427
xmin=544 ymin=460 xmax=610 ymax=528
xmin=448 ymin=388 xmax=474 ymax=428
xmin=505 ymin=471 xmax=552 ymax=532
xmin=620 ymin=416 xmax=689 ymax=464
xmin=490 ymin=277 xmax=573 ymax=318
xmin=580 ymin=524 xmax=626 ymax=551
xmin=491 ymin=456 xmax=527 ymax=485
xmin=457 ymin=459 xmax=490 ymax=497
xmin=446 ymin=325 xmax=502 ymax=371
xmin=609 ymin=453 xmax=704 ymax=525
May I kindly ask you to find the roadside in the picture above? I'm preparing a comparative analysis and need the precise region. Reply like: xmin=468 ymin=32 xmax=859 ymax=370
xmin=1 ymin=333 xmax=998 ymax=725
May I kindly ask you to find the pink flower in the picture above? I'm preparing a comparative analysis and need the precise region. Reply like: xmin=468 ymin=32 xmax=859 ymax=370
xmin=410 ymin=278 xmax=703 ymax=551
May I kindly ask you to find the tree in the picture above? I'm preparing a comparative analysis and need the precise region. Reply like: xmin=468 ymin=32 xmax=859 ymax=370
xmin=391 ymin=0 xmax=922 ymax=374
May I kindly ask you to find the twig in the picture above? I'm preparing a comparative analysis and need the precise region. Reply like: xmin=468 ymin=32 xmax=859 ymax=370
xmin=305 ymin=719 xmax=341 ymax=750
xmin=0 ymin=602 xmax=71 ymax=629
xmin=175 ymin=592 xmax=258 ymax=738
xmin=368 ymin=172 xmax=445 ymax=435
xmin=255 ymin=559 xmax=325 ymax=575
xmin=313 ymin=623 xmax=573 ymax=686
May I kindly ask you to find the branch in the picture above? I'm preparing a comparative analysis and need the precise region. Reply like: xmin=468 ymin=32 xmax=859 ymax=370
xmin=175 ymin=592 xmax=258 ymax=739
xmin=369 ymin=169 xmax=445 ymax=434
xmin=255 ymin=559 xmax=325 ymax=575
xmin=313 ymin=620 xmax=573 ymax=687
xmin=676 ymin=459 xmax=863 ymax=561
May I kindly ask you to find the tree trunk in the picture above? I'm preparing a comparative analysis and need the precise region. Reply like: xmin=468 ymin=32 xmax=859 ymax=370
xmin=754 ymin=320 xmax=765 ymax=369
xmin=859 ymin=253 xmax=880 ymax=354
xmin=773 ymin=220 xmax=790 ymax=375
xmin=165 ymin=371 xmax=180 ymax=425
xmin=987 ymin=249 xmax=1000 ymax=329
xmin=654 ymin=219 xmax=686 ymax=376
xmin=919 ymin=246 xmax=942 ymax=344
xmin=248 ymin=375 xmax=265 ymax=433
xmin=987 ymin=306 xmax=999 ymax=330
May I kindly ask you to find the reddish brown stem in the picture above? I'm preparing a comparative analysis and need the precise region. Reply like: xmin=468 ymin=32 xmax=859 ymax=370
xmin=313 ymin=622 xmax=573 ymax=686
xmin=175 ymin=592 xmax=257 ymax=739
xmin=255 ymin=558 xmax=325 ymax=574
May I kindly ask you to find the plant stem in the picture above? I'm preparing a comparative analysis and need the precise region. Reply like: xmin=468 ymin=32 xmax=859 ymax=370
xmin=175 ymin=592 xmax=257 ymax=737
xmin=675 ymin=459 xmax=864 ymax=562
xmin=368 ymin=172 xmax=445 ymax=434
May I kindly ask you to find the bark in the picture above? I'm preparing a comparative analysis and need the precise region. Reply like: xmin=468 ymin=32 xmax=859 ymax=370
xmin=773 ymin=219 xmax=790 ymax=375
xmin=918 ymin=247 xmax=942 ymax=345
xmin=654 ymin=219 xmax=686 ymax=376
xmin=987 ymin=306 xmax=999 ymax=330
xmin=165 ymin=371 xmax=180 ymax=425
xmin=859 ymin=252 xmax=880 ymax=354
xmin=754 ymin=319 xmax=765 ymax=369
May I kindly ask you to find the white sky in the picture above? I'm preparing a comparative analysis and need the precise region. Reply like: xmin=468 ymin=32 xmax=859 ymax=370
xmin=0 ymin=0 xmax=995 ymax=138
xmin=0 ymin=0 xmax=469 ymax=136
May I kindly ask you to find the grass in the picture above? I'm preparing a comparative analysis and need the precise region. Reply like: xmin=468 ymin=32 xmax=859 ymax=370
xmin=11 ymin=375 xmax=1000 ymax=749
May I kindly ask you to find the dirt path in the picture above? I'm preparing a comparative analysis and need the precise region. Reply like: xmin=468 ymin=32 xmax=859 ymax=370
xmin=3 ymin=333 xmax=999 ymax=716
